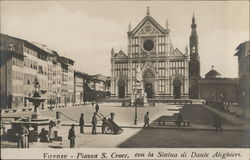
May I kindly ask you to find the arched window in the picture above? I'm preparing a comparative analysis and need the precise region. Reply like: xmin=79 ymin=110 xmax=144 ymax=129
xmin=8 ymin=43 xmax=15 ymax=51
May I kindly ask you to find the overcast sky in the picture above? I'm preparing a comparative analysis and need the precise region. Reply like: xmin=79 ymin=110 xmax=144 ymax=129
xmin=1 ymin=1 xmax=249 ymax=77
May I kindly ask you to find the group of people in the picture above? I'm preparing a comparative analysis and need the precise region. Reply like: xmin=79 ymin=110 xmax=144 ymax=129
xmin=68 ymin=103 xmax=99 ymax=148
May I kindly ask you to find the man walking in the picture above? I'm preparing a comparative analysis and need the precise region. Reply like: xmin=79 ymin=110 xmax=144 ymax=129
xmin=213 ymin=114 xmax=223 ymax=132
xmin=92 ymin=112 xmax=97 ymax=134
xmin=143 ymin=111 xmax=150 ymax=128
xmin=95 ymin=103 xmax=99 ymax=113
xmin=68 ymin=124 xmax=76 ymax=148
xmin=79 ymin=113 xmax=85 ymax=134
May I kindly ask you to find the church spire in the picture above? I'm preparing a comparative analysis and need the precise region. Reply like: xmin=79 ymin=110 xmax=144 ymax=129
xmin=111 ymin=48 xmax=114 ymax=57
xmin=192 ymin=12 xmax=195 ymax=24
xmin=190 ymin=12 xmax=198 ymax=55
xmin=166 ymin=20 xmax=169 ymax=29
xmin=128 ymin=22 xmax=131 ymax=32
xmin=191 ymin=12 xmax=197 ymax=36
xmin=147 ymin=7 xmax=150 ymax=16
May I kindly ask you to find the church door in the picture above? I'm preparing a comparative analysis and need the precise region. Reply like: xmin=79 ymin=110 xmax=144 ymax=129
xmin=118 ymin=85 xmax=125 ymax=98
xmin=118 ymin=79 xmax=126 ymax=98
xmin=145 ymin=83 xmax=153 ymax=98
xmin=173 ymin=78 xmax=181 ymax=99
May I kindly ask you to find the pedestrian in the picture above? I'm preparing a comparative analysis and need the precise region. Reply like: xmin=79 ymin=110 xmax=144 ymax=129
xmin=17 ymin=125 xmax=29 ymax=148
xmin=49 ymin=98 xmax=53 ymax=111
xmin=101 ymin=117 xmax=107 ymax=134
xmin=95 ymin=103 xmax=99 ymax=113
xmin=79 ymin=113 xmax=85 ymax=134
xmin=39 ymin=128 xmax=49 ymax=142
xmin=213 ymin=114 xmax=223 ymax=132
xmin=48 ymin=125 xmax=54 ymax=143
xmin=143 ymin=111 xmax=150 ymax=128
xmin=92 ymin=102 xmax=94 ymax=108
xmin=92 ymin=112 xmax=97 ymax=134
xmin=176 ymin=113 xmax=184 ymax=126
xmin=68 ymin=124 xmax=76 ymax=148
xmin=48 ymin=120 xmax=55 ymax=142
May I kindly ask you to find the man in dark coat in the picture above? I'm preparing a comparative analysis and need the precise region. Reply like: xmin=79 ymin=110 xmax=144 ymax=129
xmin=213 ymin=114 xmax=223 ymax=132
xmin=17 ymin=125 xmax=29 ymax=148
xmin=79 ymin=113 xmax=84 ymax=134
xmin=95 ymin=103 xmax=99 ymax=113
xmin=143 ymin=112 xmax=150 ymax=128
xmin=68 ymin=124 xmax=76 ymax=148
xmin=176 ymin=113 xmax=184 ymax=126
xmin=92 ymin=112 xmax=97 ymax=134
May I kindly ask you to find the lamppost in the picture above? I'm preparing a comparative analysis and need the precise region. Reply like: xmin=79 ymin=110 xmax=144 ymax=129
xmin=134 ymin=89 xmax=137 ymax=125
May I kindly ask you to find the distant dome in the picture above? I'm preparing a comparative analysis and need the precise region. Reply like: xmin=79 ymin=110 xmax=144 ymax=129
xmin=205 ymin=66 xmax=221 ymax=79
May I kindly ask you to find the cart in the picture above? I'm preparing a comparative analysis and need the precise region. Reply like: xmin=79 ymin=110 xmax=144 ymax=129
xmin=97 ymin=113 xmax=123 ymax=134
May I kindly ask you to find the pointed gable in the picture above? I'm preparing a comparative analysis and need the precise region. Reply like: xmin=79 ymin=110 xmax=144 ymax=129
xmin=142 ymin=60 xmax=157 ymax=71
xmin=171 ymin=48 xmax=184 ymax=57
xmin=114 ymin=50 xmax=128 ymax=59
xmin=129 ymin=16 xmax=166 ymax=36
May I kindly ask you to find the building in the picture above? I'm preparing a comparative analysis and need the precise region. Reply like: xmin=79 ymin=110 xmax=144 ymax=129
xmin=199 ymin=66 xmax=239 ymax=103
xmin=1 ymin=34 xmax=25 ymax=109
xmin=0 ymin=33 xmax=74 ymax=109
xmin=189 ymin=14 xmax=201 ymax=99
xmin=58 ymin=56 xmax=74 ymax=107
xmin=234 ymin=41 xmax=250 ymax=115
xmin=22 ymin=42 xmax=50 ymax=109
xmin=74 ymin=72 xmax=110 ymax=104
xmin=1 ymin=34 xmax=50 ymax=109
xmin=92 ymin=74 xmax=111 ymax=92
xmin=110 ymin=8 xmax=189 ymax=100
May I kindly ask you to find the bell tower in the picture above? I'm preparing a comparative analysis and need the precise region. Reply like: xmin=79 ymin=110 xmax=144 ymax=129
xmin=190 ymin=13 xmax=199 ymax=62
xmin=189 ymin=13 xmax=200 ymax=99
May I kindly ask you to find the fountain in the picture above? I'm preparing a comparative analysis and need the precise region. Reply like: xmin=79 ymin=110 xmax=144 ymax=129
xmin=26 ymin=78 xmax=49 ymax=121
xmin=7 ymin=78 xmax=51 ymax=142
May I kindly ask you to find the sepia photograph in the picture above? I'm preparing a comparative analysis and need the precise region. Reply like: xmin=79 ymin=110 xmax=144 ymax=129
xmin=0 ymin=0 xmax=249 ymax=159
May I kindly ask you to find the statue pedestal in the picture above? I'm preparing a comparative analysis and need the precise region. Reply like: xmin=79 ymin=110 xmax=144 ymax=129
xmin=133 ymin=82 xmax=148 ymax=107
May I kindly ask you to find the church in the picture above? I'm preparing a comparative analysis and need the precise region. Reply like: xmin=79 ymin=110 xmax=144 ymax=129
xmin=110 ymin=8 xmax=200 ymax=100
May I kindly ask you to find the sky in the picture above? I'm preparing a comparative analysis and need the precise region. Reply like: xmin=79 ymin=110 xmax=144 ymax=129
xmin=1 ymin=1 xmax=249 ymax=77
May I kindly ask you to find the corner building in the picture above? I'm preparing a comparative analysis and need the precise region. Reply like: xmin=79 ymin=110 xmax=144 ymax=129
xmin=110 ymin=9 xmax=189 ymax=100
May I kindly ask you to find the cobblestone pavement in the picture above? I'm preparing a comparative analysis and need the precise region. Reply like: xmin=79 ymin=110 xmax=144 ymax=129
xmin=1 ymin=103 xmax=249 ymax=148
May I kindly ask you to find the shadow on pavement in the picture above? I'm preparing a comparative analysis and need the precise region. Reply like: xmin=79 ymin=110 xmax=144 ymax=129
xmin=155 ymin=104 xmax=235 ymax=125
xmin=118 ymin=128 xmax=250 ymax=148
xmin=118 ymin=105 xmax=249 ymax=148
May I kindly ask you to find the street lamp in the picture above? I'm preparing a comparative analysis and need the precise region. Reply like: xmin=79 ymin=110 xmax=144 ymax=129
xmin=134 ymin=89 xmax=137 ymax=125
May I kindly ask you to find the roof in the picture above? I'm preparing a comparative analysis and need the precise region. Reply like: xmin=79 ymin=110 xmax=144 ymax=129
xmin=31 ymin=42 xmax=55 ymax=55
xmin=205 ymin=69 xmax=221 ymax=79
xmin=58 ymin=56 xmax=74 ymax=65
xmin=114 ymin=50 xmax=128 ymax=59
xmin=129 ymin=15 xmax=166 ymax=36
xmin=74 ymin=71 xmax=94 ymax=80
xmin=199 ymin=78 xmax=239 ymax=84
xmin=1 ymin=33 xmax=51 ymax=56
xmin=171 ymin=48 xmax=184 ymax=57
xmin=234 ymin=41 xmax=250 ymax=56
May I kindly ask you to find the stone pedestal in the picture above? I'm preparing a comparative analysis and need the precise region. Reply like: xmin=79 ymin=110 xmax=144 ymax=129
xmin=132 ymin=82 xmax=148 ymax=106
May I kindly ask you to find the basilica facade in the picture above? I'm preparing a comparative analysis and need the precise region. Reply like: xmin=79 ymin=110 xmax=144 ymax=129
xmin=110 ymin=8 xmax=191 ymax=100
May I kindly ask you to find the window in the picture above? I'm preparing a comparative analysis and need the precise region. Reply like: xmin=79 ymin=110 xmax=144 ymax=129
xmin=12 ymin=58 xmax=16 ymax=65
xmin=159 ymin=80 xmax=165 ymax=92
xmin=8 ymin=43 xmax=15 ymax=51
xmin=131 ymin=37 xmax=139 ymax=54
xmin=158 ymin=61 xmax=165 ymax=77
xmin=158 ymin=37 xmax=165 ymax=56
